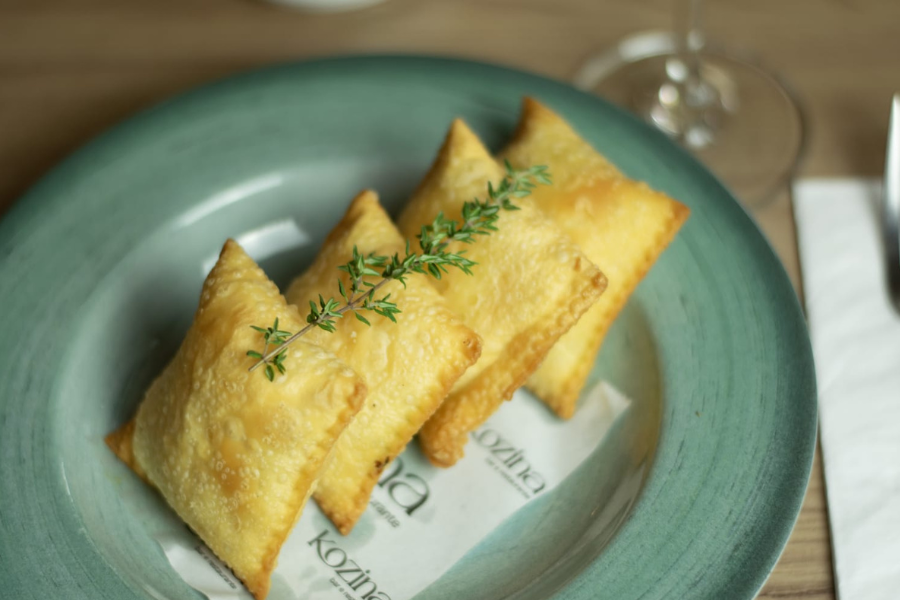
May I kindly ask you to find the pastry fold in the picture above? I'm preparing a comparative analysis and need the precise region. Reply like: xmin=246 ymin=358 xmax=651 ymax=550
xmin=106 ymin=239 xmax=366 ymax=600
xmin=286 ymin=191 xmax=482 ymax=533
xmin=397 ymin=119 xmax=607 ymax=466
xmin=501 ymin=98 xmax=690 ymax=417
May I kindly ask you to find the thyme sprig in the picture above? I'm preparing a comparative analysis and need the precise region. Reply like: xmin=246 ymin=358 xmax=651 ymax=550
xmin=245 ymin=319 xmax=292 ymax=382
xmin=248 ymin=162 xmax=551 ymax=379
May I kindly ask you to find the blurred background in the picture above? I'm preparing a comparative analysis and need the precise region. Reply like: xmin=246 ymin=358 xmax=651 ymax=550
xmin=3 ymin=1 xmax=899 ymax=598
xmin=1 ymin=0 xmax=897 ymax=217
xmin=3 ymin=0 xmax=899 ymax=279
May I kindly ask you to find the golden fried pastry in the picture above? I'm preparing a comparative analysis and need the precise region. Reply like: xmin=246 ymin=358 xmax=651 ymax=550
xmin=397 ymin=120 xmax=607 ymax=466
xmin=285 ymin=190 xmax=482 ymax=534
xmin=500 ymin=98 xmax=690 ymax=418
xmin=106 ymin=240 xmax=366 ymax=600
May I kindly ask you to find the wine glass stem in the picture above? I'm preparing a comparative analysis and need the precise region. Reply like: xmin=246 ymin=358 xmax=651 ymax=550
xmin=675 ymin=0 xmax=703 ymax=88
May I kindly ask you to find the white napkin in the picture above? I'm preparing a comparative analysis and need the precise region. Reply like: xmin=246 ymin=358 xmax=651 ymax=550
xmin=793 ymin=178 xmax=900 ymax=600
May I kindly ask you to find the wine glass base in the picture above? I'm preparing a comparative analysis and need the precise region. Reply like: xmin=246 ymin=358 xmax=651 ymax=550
xmin=575 ymin=32 xmax=806 ymax=206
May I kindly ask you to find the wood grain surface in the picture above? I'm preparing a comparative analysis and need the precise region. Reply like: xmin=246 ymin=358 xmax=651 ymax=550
xmin=5 ymin=0 xmax=897 ymax=597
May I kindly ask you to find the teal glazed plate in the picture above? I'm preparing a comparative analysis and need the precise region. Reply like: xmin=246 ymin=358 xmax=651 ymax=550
xmin=0 ymin=56 xmax=816 ymax=600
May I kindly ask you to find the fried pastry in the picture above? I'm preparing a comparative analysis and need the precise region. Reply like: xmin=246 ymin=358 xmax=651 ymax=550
xmin=106 ymin=239 xmax=366 ymax=600
xmin=397 ymin=119 xmax=607 ymax=466
xmin=285 ymin=190 xmax=482 ymax=533
xmin=500 ymin=98 xmax=690 ymax=418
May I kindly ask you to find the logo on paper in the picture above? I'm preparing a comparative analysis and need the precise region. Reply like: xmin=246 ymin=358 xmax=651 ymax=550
xmin=308 ymin=530 xmax=392 ymax=600
xmin=376 ymin=456 xmax=430 ymax=517
xmin=470 ymin=428 xmax=547 ymax=498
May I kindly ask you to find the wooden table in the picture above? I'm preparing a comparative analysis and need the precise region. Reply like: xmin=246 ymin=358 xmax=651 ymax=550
xmin=6 ymin=0 xmax=899 ymax=597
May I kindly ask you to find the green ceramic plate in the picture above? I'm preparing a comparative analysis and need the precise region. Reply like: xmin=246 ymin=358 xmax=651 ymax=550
xmin=0 ymin=56 xmax=816 ymax=600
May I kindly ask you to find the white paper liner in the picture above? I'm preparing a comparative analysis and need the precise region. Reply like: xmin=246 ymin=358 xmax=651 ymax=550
xmin=156 ymin=381 xmax=630 ymax=600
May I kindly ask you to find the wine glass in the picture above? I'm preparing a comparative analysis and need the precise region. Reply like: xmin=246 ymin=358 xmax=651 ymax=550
xmin=574 ymin=0 xmax=805 ymax=206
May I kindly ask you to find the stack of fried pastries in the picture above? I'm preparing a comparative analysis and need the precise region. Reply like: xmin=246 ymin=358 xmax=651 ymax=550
xmin=105 ymin=99 xmax=688 ymax=599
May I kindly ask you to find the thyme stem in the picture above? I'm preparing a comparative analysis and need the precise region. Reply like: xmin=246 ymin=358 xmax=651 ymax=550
xmin=249 ymin=279 xmax=392 ymax=372
xmin=248 ymin=162 xmax=551 ymax=379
